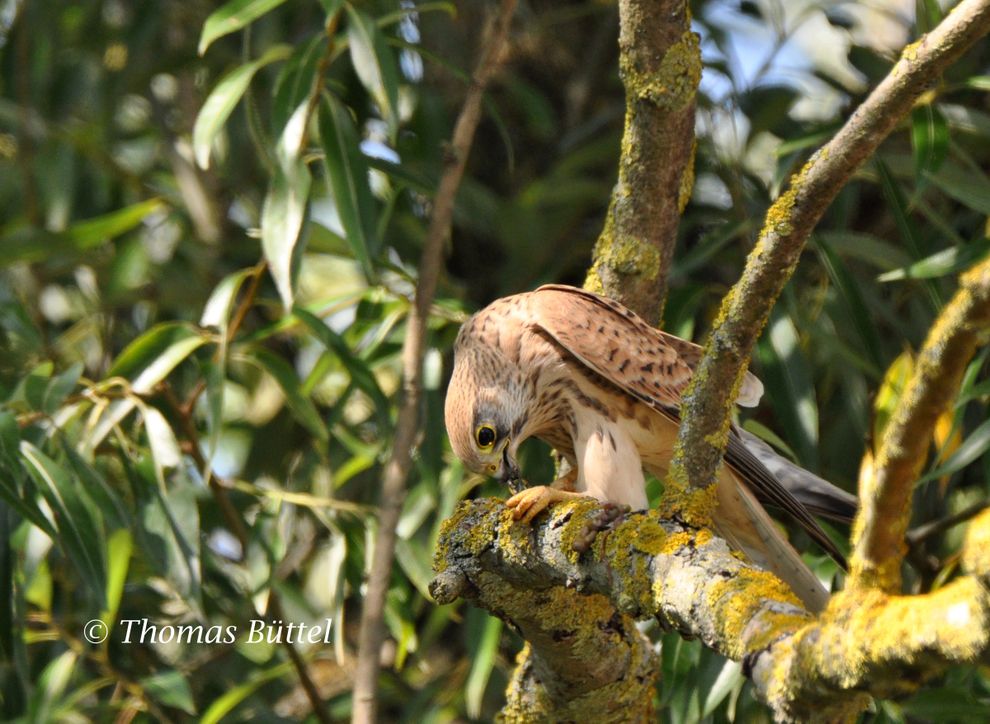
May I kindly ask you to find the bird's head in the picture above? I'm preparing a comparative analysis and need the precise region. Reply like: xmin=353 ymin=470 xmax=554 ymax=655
xmin=444 ymin=347 xmax=528 ymax=490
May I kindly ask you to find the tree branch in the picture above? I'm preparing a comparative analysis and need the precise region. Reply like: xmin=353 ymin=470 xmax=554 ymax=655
xmin=432 ymin=499 xmax=990 ymax=722
xmin=583 ymin=0 xmax=699 ymax=325
xmin=849 ymin=255 xmax=990 ymax=592
xmin=667 ymin=0 xmax=990 ymax=504
xmin=350 ymin=2 xmax=517 ymax=721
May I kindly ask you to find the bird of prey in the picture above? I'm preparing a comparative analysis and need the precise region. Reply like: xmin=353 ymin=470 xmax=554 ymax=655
xmin=444 ymin=284 xmax=857 ymax=612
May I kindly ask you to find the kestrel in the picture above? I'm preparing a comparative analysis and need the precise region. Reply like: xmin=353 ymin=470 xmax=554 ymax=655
xmin=444 ymin=284 xmax=857 ymax=612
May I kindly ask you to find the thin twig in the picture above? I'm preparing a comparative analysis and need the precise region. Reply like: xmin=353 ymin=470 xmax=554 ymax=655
xmin=669 ymin=0 xmax=990 ymax=500
xmin=907 ymin=500 xmax=990 ymax=547
xmin=350 ymin=1 xmax=517 ymax=720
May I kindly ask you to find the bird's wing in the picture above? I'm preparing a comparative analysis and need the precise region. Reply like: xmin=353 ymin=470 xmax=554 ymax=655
xmin=530 ymin=284 xmax=846 ymax=567
xmin=530 ymin=284 xmax=762 ymax=410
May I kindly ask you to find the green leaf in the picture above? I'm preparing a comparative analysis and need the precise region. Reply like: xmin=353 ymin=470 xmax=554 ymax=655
xmin=27 ymin=650 xmax=78 ymax=723
xmin=878 ymin=238 xmax=990 ymax=282
xmin=201 ymin=268 xmax=255 ymax=331
xmin=346 ymin=4 xmax=401 ymax=134
xmin=926 ymin=162 xmax=990 ymax=215
xmin=247 ymin=346 xmax=329 ymax=442
xmin=262 ymin=102 xmax=313 ymax=310
xmin=193 ymin=45 xmax=293 ymax=169
xmin=0 ymin=200 xmax=166 ymax=265
xmin=918 ymin=417 xmax=990 ymax=484
xmin=102 ymin=528 xmax=132 ymax=625
xmin=911 ymin=105 xmax=949 ymax=176
xmin=464 ymin=613 xmax=501 ymax=718
xmin=293 ymin=307 xmax=391 ymax=426
xmin=199 ymin=0 xmax=289 ymax=55
xmin=963 ymin=75 xmax=990 ymax=91
xmin=200 ymin=661 xmax=294 ymax=724
xmin=142 ymin=669 xmax=196 ymax=715
xmin=319 ymin=95 xmax=379 ymax=280
xmin=19 ymin=442 xmax=107 ymax=607
xmin=107 ymin=322 xmax=209 ymax=394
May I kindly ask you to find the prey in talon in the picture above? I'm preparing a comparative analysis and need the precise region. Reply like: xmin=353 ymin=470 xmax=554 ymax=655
xmin=443 ymin=284 xmax=859 ymax=613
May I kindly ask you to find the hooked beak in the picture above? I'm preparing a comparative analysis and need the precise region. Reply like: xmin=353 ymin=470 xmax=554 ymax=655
xmin=496 ymin=443 xmax=523 ymax=494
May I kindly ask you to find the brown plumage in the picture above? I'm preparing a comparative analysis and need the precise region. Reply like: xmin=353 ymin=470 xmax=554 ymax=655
xmin=444 ymin=284 xmax=856 ymax=612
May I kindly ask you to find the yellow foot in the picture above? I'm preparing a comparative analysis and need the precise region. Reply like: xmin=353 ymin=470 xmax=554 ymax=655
xmin=505 ymin=485 xmax=590 ymax=524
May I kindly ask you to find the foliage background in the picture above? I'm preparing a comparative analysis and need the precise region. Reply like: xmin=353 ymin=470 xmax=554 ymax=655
xmin=1 ymin=0 xmax=989 ymax=720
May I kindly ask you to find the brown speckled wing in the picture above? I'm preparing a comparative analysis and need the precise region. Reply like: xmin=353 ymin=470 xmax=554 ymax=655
xmin=529 ymin=285 xmax=696 ymax=413
xmin=531 ymin=285 xmax=763 ymax=408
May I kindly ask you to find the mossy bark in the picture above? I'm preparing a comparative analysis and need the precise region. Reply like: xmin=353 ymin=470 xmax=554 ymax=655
xmin=432 ymin=499 xmax=990 ymax=723
xmin=584 ymin=0 xmax=699 ymax=325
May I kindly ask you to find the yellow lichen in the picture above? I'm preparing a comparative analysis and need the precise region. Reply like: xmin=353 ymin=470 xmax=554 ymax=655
xmin=433 ymin=498 xmax=499 ymax=572
xmin=962 ymin=508 xmax=990 ymax=578
xmin=708 ymin=568 xmax=806 ymax=659
xmin=598 ymin=234 xmax=661 ymax=279
xmin=622 ymin=31 xmax=701 ymax=112
xmin=659 ymin=483 xmax=719 ymax=528
xmin=678 ymin=139 xmax=697 ymax=212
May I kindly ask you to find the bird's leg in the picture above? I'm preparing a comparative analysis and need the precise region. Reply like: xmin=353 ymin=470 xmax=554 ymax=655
xmin=505 ymin=466 xmax=591 ymax=523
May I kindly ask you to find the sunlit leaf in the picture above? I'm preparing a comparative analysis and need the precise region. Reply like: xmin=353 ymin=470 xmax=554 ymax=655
xmin=199 ymin=0 xmax=289 ymax=55
xmin=464 ymin=612 xmax=501 ymax=718
xmin=262 ymin=102 xmax=313 ymax=310
xmin=878 ymin=238 xmax=990 ymax=282
xmin=319 ymin=95 xmax=379 ymax=280
xmin=193 ymin=45 xmax=292 ymax=169
xmin=346 ymin=4 xmax=401 ymax=134
xmin=102 ymin=528 xmax=132 ymax=625
xmin=107 ymin=323 xmax=209 ymax=394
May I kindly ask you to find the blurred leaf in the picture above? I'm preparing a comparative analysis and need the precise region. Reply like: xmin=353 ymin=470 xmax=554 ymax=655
xmin=201 ymin=268 xmax=255 ymax=331
xmin=107 ymin=322 xmax=209 ymax=394
xmin=319 ymin=95 xmax=379 ymax=280
xmin=0 ymin=414 xmax=57 ymax=537
xmin=19 ymin=442 xmax=106 ymax=607
xmin=200 ymin=661 xmax=294 ymax=723
xmin=193 ymin=44 xmax=293 ymax=169
xmin=926 ymin=162 xmax=990 ymax=215
xmin=142 ymin=669 xmax=196 ymax=715
xmin=963 ymin=76 xmax=990 ymax=91
xmin=701 ymin=658 xmax=743 ymax=717
xmin=248 ymin=346 xmax=329 ymax=442
xmin=199 ymin=0 xmax=289 ymax=55
xmin=465 ymin=613 xmax=501 ymax=718
xmin=918 ymin=417 xmax=990 ymax=485
xmin=912 ymin=105 xmax=949 ymax=176
xmin=294 ymin=307 xmax=391 ymax=426
xmin=815 ymin=231 xmax=911 ymax=271
xmin=26 ymin=650 xmax=77 ymax=724
xmin=0 ymin=199 xmax=165 ymax=265
xmin=262 ymin=102 xmax=313 ymax=310
xmin=878 ymin=238 xmax=990 ymax=282
xmin=346 ymin=4 xmax=401 ymax=134
xmin=100 ymin=529 xmax=131 ymax=620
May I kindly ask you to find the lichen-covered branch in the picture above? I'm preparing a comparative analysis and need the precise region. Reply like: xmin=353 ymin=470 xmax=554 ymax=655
xmin=431 ymin=499 xmax=990 ymax=722
xmin=584 ymin=0 xmax=699 ymax=325
xmin=849 ymin=256 xmax=990 ymax=592
xmin=668 ymin=0 xmax=990 ymax=496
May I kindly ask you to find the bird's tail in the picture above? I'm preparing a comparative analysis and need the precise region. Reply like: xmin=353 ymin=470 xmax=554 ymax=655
xmin=712 ymin=468 xmax=830 ymax=612
xmin=736 ymin=428 xmax=858 ymax=523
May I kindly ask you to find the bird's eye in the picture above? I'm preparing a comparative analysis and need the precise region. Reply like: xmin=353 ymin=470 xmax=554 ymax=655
xmin=474 ymin=424 xmax=497 ymax=451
